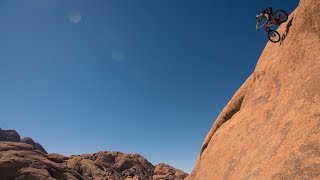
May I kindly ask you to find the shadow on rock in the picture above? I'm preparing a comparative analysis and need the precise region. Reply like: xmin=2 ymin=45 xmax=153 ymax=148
xmin=280 ymin=16 xmax=294 ymax=45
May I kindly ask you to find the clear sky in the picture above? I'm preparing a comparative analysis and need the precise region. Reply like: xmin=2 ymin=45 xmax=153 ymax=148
xmin=0 ymin=0 xmax=299 ymax=173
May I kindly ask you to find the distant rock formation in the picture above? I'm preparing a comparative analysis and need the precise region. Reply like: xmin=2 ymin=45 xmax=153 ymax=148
xmin=188 ymin=0 xmax=320 ymax=179
xmin=64 ymin=152 xmax=187 ymax=179
xmin=154 ymin=163 xmax=188 ymax=180
xmin=21 ymin=137 xmax=48 ymax=154
xmin=0 ymin=129 xmax=188 ymax=179
xmin=66 ymin=151 xmax=155 ymax=179
xmin=0 ymin=128 xmax=20 ymax=142
xmin=0 ymin=128 xmax=46 ymax=154
xmin=0 ymin=142 xmax=81 ymax=179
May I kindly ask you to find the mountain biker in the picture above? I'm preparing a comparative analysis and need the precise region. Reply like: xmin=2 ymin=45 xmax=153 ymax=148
xmin=256 ymin=7 xmax=277 ymax=29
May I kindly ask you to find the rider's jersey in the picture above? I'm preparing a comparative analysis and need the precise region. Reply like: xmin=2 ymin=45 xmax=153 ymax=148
xmin=262 ymin=7 xmax=273 ymax=19
xmin=256 ymin=7 xmax=273 ymax=22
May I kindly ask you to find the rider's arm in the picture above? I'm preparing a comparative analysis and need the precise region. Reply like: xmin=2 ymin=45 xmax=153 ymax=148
xmin=256 ymin=20 xmax=262 ymax=30
xmin=265 ymin=13 xmax=270 ymax=20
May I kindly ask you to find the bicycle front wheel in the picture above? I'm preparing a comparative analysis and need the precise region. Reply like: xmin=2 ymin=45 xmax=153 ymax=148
xmin=268 ymin=30 xmax=281 ymax=43
xmin=275 ymin=10 xmax=288 ymax=24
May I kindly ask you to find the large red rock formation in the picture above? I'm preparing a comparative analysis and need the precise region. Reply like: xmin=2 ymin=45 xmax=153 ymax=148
xmin=188 ymin=0 xmax=320 ymax=179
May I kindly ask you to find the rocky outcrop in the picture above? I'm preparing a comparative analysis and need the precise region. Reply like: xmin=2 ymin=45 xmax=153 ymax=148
xmin=47 ymin=153 xmax=69 ymax=164
xmin=65 ymin=151 xmax=155 ymax=179
xmin=22 ymin=137 xmax=48 ymax=154
xmin=0 ymin=128 xmax=47 ymax=155
xmin=188 ymin=0 xmax=320 ymax=179
xmin=63 ymin=153 xmax=188 ymax=180
xmin=0 ymin=129 xmax=188 ymax=179
xmin=153 ymin=163 xmax=188 ymax=180
xmin=0 ymin=128 xmax=20 ymax=142
xmin=0 ymin=142 xmax=81 ymax=179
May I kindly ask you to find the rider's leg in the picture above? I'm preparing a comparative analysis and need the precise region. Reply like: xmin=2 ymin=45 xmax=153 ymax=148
xmin=264 ymin=22 xmax=275 ymax=28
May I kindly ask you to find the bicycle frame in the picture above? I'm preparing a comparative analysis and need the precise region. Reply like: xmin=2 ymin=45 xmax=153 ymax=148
xmin=264 ymin=27 xmax=271 ymax=33
xmin=257 ymin=12 xmax=284 ymax=30
xmin=257 ymin=20 xmax=278 ymax=30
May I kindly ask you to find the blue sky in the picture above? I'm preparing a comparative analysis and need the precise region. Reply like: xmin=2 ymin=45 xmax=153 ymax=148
xmin=0 ymin=0 xmax=299 ymax=173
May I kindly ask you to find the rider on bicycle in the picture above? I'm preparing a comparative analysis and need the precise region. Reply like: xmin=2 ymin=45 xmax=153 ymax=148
xmin=256 ymin=7 xmax=278 ymax=29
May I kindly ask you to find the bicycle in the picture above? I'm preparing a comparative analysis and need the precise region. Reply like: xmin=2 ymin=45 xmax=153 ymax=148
xmin=257 ymin=10 xmax=289 ymax=43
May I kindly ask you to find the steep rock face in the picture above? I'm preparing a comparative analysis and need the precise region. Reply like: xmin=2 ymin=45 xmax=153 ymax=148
xmin=188 ymin=0 xmax=320 ymax=179
xmin=21 ymin=137 xmax=48 ymax=154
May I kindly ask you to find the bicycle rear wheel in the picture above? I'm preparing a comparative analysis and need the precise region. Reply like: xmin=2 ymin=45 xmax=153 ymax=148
xmin=268 ymin=30 xmax=281 ymax=43
xmin=275 ymin=10 xmax=288 ymax=24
